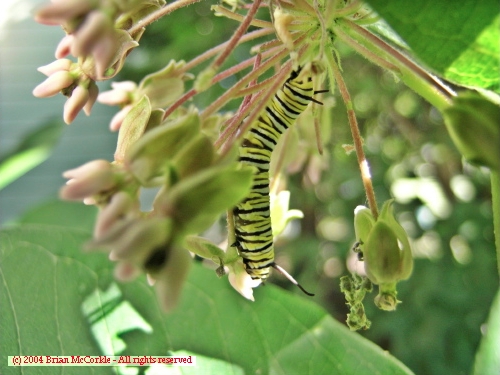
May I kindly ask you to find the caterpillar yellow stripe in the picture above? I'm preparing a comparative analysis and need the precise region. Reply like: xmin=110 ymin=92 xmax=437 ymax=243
xmin=233 ymin=66 xmax=321 ymax=286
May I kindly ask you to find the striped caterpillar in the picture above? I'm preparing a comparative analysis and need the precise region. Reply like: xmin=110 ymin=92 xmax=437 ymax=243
xmin=233 ymin=65 xmax=325 ymax=295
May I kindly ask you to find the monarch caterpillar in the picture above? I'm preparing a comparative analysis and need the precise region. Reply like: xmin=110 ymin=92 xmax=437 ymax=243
xmin=233 ymin=65 xmax=325 ymax=295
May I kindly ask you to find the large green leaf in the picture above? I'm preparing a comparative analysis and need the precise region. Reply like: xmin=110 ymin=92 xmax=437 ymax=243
xmin=17 ymin=199 xmax=97 ymax=231
xmin=0 ymin=225 xmax=414 ymax=375
xmin=365 ymin=0 xmax=500 ymax=91
xmin=0 ymin=120 xmax=64 ymax=190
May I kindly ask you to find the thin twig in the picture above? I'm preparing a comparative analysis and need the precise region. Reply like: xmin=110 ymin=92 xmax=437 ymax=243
xmin=128 ymin=0 xmax=203 ymax=35
xmin=183 ymin=28 xmax=275 ymax=73
xmin=203 ymin=46 xmax=291 ymax=123
xmin=327 ymin=52 xmax=379 ymax=220
xmin=211 ymin=0 xmax=263 ymax=72
xmin=334 ymin=26 xmax=400 ymax=73
xmin=213 ymin=4 xmax=272 ymax=28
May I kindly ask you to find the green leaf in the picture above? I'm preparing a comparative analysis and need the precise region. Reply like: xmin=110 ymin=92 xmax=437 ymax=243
xmin=125 ymin=111 xmax=200 ymax=186
xmin=171 ymin=133 xmax=214 ymax=179
xmin=0 ymin=225 xmax=112 ymax=375
xmin=183 ymin=235 xmax=226 ymax=261
xmin=365 ymin=0 xmax=500 ymax=91
xmin=0 ymin=120 xmax=64 ymax=190
xmin=473 ymin=288 xmax=500 ymax=375
xmin=1 ymin=225 xmax=414 ymax=375
xmin=115 ymin=95 xmax=152 ymax=163
xmin=161 ymin=166 xmax=253 ymax=235
xmin=16 ymin=199 xmax=97 ymax=232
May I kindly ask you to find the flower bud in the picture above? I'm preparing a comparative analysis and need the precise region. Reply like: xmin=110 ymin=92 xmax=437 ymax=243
xmin=63 ymin=85 xmax=89 ymax=124
xmin=139 ymin=60 xmax=190 ymax=108
xmin=55 ymin=35 xmax=74 ymax=59
xmin=37 ymin=59 xmax=72 ymax=76
xmin=34 ymin=0 xmax=95 ymax=27
xmin=94 ymin=192 xmax=139 ymax=240
xmin=89 ymin=217 xmax=173 ymax=267
xmin=33 ymin=70 xmax=74 ymax=98
xmin=109 ymin=105 xmax=133 ymax=131
xmin=71 ymin=10 xmax=112 ymax=57
xmin=361 ymin=201 xmax=413 ymax=286
xmin=153 ymin=244 xmax=192 ymax=312
xmin=60 ymin=159 xmax=116 ymax=201
xmin=353 ymin=200 xmax=413 ymax=311
xmin=83 ymin=80 xmax=99 ymax=115
xmin=98 ymin=80 xmax=137 ymax=106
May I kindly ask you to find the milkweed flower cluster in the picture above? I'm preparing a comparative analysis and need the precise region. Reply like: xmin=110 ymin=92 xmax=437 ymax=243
xmin=58 ymin=109 xmax=253 ymax=310
xmin=33 ymin=0 xmax=165 ymax=123
xmin=34 ymin=0 xmax=418 ymax=314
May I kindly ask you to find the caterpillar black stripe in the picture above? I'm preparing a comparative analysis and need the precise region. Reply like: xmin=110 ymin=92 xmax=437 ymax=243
xmin=233 ymin=65 xmax=324 ymax=294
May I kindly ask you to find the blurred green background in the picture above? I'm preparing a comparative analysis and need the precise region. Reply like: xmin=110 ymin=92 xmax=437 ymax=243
xmin=0 ymin=1 xmax=497 ymax=375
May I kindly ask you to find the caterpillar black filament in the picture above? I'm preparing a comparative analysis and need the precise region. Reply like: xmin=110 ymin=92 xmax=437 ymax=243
xmin=233 ymin=65 xmax=324 ymax=295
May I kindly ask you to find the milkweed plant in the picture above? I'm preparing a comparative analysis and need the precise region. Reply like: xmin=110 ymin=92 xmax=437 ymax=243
xmin=32 ymin=0 xmax=499 ymax=336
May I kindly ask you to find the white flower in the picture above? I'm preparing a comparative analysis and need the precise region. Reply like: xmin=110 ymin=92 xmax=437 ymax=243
xmin=227 ymin=259 xmax=261 ymax=301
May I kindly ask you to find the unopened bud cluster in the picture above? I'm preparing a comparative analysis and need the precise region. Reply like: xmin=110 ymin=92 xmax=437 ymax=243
xmin=33 ymin=0 xmax=165 ymax=123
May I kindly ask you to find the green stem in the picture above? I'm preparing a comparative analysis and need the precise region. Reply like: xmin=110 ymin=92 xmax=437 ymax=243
xmin=336 ymin=18 xmax=455 ymax=112
xmin=491 ymin=171 xmax=500 ymax=278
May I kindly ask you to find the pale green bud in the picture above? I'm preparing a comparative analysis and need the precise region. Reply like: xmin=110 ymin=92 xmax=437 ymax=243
xmin=152 ymin=244 xmax=192 ymax=312
xmin=138 ymin=60 xmax=191 ymax=109
xmin=362 ymin=200 xmax=413 ymax=286
xmin=194 ymin=66 xmax=216 ymax=92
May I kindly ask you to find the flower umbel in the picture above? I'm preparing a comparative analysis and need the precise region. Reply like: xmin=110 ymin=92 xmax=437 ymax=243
xmin=33 ymin=59 xmax=99 ymax=123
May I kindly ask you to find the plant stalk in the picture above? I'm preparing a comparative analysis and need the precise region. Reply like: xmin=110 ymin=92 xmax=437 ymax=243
xmin=491 ymin=171 xmax=500 ymax=278
xmin=327 ymin=52 xmax=379 ymax=220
